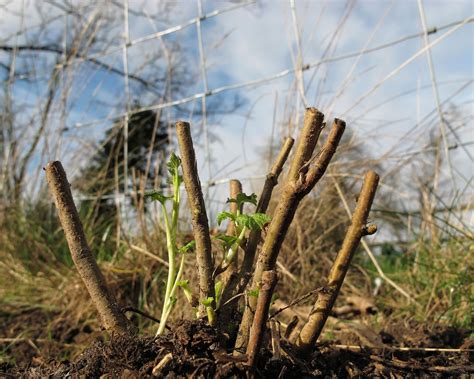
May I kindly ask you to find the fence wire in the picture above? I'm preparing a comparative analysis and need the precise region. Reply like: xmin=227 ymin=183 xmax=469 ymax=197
xmin=1 ymin=1 xmax=472 ymax=202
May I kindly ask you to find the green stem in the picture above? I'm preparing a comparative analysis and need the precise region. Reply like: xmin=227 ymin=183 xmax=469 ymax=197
xmin=157 ymin=204 xmax=176 ymax=336
xmin=160 ymin=254 xmax=186 ymax=327
xmin=170 ymin=254 xmax=186 ymax=301
xmin=225 ymin=226 xmax=247 ymax=264
xmin=206 ymin=306 xmax=216 ymax=326
xmin=171 ymin=176 xmax=180 ymax=233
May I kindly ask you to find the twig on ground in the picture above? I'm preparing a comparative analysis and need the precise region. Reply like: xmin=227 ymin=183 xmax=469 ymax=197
xmin=122 ymin=306 xmax=170 ymax=330
xmin=152 ymin=353 xmax=173 ymax=376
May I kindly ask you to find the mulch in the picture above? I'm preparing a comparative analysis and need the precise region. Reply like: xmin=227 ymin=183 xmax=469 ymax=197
xmin=2 ymin=317 xmax=473 ymax=378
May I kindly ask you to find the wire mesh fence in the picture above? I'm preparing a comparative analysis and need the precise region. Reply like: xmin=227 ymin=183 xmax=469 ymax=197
xmin=0 ymin=0 xmax=472 ymax=216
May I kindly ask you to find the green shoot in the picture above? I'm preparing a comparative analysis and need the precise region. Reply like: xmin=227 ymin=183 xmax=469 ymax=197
xmin=214 ymin=280 xmax=223 ymax=306
xmin=146 ymin=153 xmax=193 ymax=336
xmin=248 ymin=289 xmax=259 ymax=298
xmin=214 ymin=192 xmax=270 ymax=307
xmin=147 ymin=175 xmax=270 ymax=326
xmin=201 ymin=297 xmax=216 ymax=326
xmin=176 ymin=280 xmax=195 ymax=305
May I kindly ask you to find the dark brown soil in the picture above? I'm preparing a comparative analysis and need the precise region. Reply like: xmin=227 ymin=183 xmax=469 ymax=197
xmin=2 ymin=311 xmax=473 ymax=378
xmin=0 ymin=307 xmax=96 ymax=368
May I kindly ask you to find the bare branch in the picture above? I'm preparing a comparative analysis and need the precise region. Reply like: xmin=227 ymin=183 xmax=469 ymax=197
xmin=0 ymin=44 xmax=164 ymax=92
xmin=235 ymin=114 xmax=344 ymax=352
xmin=218 ymin=137 xmax=293 ymax=330
xmin=44 ymin=161 xmax=135 ymax=335
xmin=242 ymin=137 xmax=295 ymax=277
xmin=246 ymin=270 xmax=278 ymax=368
xmin=176 ymin=121 xmax=215 ymax=319
xmin=296 ymin=171 xmax=379 ymax=355
xmin=287 ymin=108 xmax=324 ymax=182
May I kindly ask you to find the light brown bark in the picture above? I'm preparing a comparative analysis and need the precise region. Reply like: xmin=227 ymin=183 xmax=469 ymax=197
xmin=176 ymin=121 xmax=215 ymax=318
xmin=287 ymin=108 xmax=324 ymax=182
xmin=217 ymin=137 xmax=293 ymax=331
xmin=246 ymin=270 xmax=278 ymax=368
xmin=235 ymin=116 xmax=345 ymax=352
xmin=44 ymin=161 xmax=135 ymax=335
xmin=241 ymin=137 xmax=295 ymax=276
xmin=296 ymin=170 xmax=379 ymax=355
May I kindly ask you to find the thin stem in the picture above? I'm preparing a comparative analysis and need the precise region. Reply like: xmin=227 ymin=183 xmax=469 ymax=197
xmin=170 ymin=254 xmax=186 ymax=299
xmin=225 ymin=226 xmax=247 ymax=264
xmin=218 ymin=137 xmax=294 ymax=330
xmin=157 ymin=203 xmax=176 ymax=336
xmin=241 ymin=137 xmax=295 ymax=274
xmin=222 ymin=179 xmax=243 ymax=283
xmin=246 ymin=270 xmax=278 ymax=368
xmin=171 ymin=171 xmax=180 ymax=233
xmin=296 ymin=171 xmax=379 ymax=355
xmin=160 ymin=254 xmax=186 ymax=329
xmin=235 ymin=110 xmax=333 ymax=352
xmin=176 ymin=121 xmax=215 ymax=318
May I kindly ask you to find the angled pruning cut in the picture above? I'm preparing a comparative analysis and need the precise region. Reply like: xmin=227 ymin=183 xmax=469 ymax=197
xmin=45 ymin=107 xmax=380 ymax=367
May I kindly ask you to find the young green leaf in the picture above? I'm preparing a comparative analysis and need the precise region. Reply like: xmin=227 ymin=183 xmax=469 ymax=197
xmin=235 ymin=213 xmax=270 ymax=231
xmin=227 ymin=192 xmax=257 ymax=208
xmin=167 ymin=152 xmax=181 ymax=176
xmin=177 ymin=280 xmax=194 ymax=304
xmin=213 ymin=234 xmax=238 ymax=249
xmin=144 ymin=190 xmax=173 ymax=204
xmin=251 ymin=213 xmax=271 ymax=229
xmin=247 ymin=289 xmax=259 ymax=298
xmin=176 ymin=280 xmax=189 ymax=287
xmin=235 ymin=214 xmax=254 ymax=229
xmin=201 ymin=297 xmax=214 ymax=307
xmin=169 ymin=296 xmax=177 ymax=306
xmin=217 ymin=211 xmax=236 ymax=226
xmin=214 ymin=280 xmax=223 ymax=307
xmin=178 ymin=240 xmax=196 ymax=254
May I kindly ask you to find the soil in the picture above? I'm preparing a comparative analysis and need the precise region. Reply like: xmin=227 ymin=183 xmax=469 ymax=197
xmin=1 ymin=310 xmax=473 ymax=378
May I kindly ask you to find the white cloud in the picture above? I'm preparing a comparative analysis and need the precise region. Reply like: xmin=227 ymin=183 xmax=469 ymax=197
xmin=1 ymin=0 xmax=472 ymax=207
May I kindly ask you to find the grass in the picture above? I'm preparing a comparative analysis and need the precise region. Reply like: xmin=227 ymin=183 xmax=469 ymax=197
xmin=0 ymin=1 xmax=471 ymax=370
xmin=369 ymin=237 xmax=473 ymax=328
xmin=1 ymin=192 xmax=471 ymax=367
xmin=0 ymin=122 xmax=471 ymax=366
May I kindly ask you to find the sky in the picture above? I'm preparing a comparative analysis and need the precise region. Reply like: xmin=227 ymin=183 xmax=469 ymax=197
xmin=1 ymin=0 xmax=473 ymax=222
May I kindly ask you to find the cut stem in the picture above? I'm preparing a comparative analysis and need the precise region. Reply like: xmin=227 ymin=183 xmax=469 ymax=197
xmin=296 ymin=171 xmax=379 ymax=355
xmin=236 ymin=114 xmax=345 ymax=352
xmin=44 ymin=161 xmax=134 ymax=335
xmin=287 ymin=108 xmax=325 ymax=182
xmin=176 ymin=121 xmax=215 ymax=319
xmin=223 ymin=179 xmax=243 ymax=274
xmin=241 ymin=136 xmax=295 ymax=277
xmin=218 ymin=137 xmax=294 ymax=329
xmin=246 ymin=270 xmax=278 ymax=368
